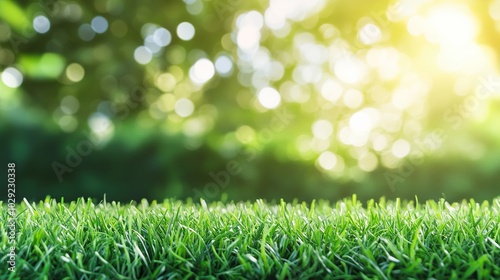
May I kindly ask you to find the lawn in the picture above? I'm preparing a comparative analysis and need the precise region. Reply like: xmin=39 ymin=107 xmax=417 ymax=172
xmin=1 ymin=196 xmax=500 ymax=279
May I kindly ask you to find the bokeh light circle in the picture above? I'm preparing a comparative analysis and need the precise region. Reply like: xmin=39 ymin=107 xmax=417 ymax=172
xmin=189 ymin=58 xmax=215 ymax=84
xmin=258 ymin=87 xmax=281 ymax=109
xmin=91 ymin=16 xmax=108 ymax=33
xmin=177 ymin=22 xmax=195 ymax=41
xmin=66 ymin=63 xmax=85 ymax=82
xmin=134 ymin=46 xmax=153 ymax=64
xmin=61 ymin=96 xmax=80 ymax=114
xmin=317 ymin=151 xmax=337 ymax=170
xmin=175 ymin=98 xmax=195 ymax=117
xmin=1 ymin=67 xmax=23 ymax=88
xmin=33 ymin=15 xmax=50 ymax=34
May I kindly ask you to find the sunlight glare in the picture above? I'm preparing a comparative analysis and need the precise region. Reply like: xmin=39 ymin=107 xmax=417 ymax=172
xmin=424 ymin=5 xmax=478 ymax=48
xmin=334 ymin=56 xmax=368 ymax=84
xmin=349 ymin=108 xmax=379 ymax=135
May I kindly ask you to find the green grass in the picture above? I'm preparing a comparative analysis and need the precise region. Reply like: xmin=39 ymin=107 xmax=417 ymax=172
xmin=1 ymin=196 xmax=500 ymax=279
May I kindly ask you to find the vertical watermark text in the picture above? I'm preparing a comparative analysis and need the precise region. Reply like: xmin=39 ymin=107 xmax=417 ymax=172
xmin=6 ymin=163 xmax=16 ymax=273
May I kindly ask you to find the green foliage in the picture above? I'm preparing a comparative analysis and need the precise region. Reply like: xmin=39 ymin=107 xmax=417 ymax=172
xmin=0 ymin=1 xmax=32 ymax=35
xmin=2 ymin=196 xmax=500 ymax=279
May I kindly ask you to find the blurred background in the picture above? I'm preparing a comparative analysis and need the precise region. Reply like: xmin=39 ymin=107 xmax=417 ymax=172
xmin=1 ymin=0 xmax=500 ymax=202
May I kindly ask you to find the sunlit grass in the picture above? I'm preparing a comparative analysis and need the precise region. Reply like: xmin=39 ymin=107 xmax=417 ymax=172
xmin=2 ymin=196 xmax=500 ymax=279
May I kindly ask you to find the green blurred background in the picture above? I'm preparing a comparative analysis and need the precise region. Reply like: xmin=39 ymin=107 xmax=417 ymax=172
xmin=1 ymin=0 xmax=500 ymax=202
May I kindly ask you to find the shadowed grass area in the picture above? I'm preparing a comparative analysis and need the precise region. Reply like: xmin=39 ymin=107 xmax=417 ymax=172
xmin=1 ymin=196 xmax=500 ymax=279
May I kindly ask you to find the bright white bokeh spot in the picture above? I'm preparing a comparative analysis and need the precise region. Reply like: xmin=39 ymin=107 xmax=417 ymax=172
xmin=424 ymin=5 xmax=477 ymax=47
xmin=144 ymin=35 xmax=162 ymax=54
xmin=66 ymin=63 xmax=85 ymax=82
xmin=258 ymin=87 xmax=281 ymax=109
xmin=269 ymin=61 xmax=285 ymax=81
xmin=392 ymin=139 xmax=411 ymax=158
xmin=392 ymin=88 xmax=413 ymax=110
xmin=215 ymin=55 xmax=233 ymax=76
xmin=338 ymin=126 xmax=369 ymax=148
xmin=252 ymin=49 xmax=270 ymax=69
xmin=33 ymin=15 xmax=50 ymax=34
xmin=372 ymin=134 xmax=388 ymax=151
xmin=334 ymin=56 xmax=367 ymax=84
xmin=343 ymin=89 xmax=364 ymax=109
xmin=366 ymin=47 xmax=400 ymax=80
xmin=237 ymin=11 xmax=264 ymax=29
xmin=407 ymin=16 xmax=425 ymax=36
xmin=490 ymin=0 xmax=500 ymax=20
xmin=237 ymin=27 xmax=260 ymax=51
xmin=189 ymin=58 xmax=215 ymax=84
xmin=349 ymin=108 xmax=379 ymax=135
xmin=338 ymin=126 xmax=353 ymax=145
xmin=312 ymin=120 xmax=333 ymax=140
xmin=267 ymin=0 xmax=323 ymax=21
xmin=317 ymin=151 xmax=337 ymax=170
xmin=153 ymin=27 xmax=171 ymax=47
xmin=358 ymin=23 xmax=382 ymax=45
xmin=321 ymin=79 xmax=343 ymax=102
xmin=298 ymin=42 xmax=327 ymax=65
xmin=1 ymin=67 xmax=23 ymax=88
xmin=91 ymin=16 xmax=108 ymax=33
xmin=134 ymin=46 xmax=152 ymax=64
xmin=293 ymin=65 xmax=322 ymax=84
xmin=88 ymin=112 xmax=112 ymax=134
xmin=61 ymin=96 xmax=80 ymax=114
xmin=264 ymin=8 xmax=286 ymax=30
xmin=177 ymin=22 xmax=195 ymax=41
xmin=175 ymin=98 xmax=195 ymax=117
xmin=236 ymin=11 xmax=263 ymax=52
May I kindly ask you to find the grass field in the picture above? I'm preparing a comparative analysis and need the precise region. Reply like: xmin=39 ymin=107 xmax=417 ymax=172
xmin=1 ymin=196 xmax=500 ymax=279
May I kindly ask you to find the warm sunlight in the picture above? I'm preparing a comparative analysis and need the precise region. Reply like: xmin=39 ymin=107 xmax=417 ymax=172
xmin=424 ymin=4 xmax=478 ymax=48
